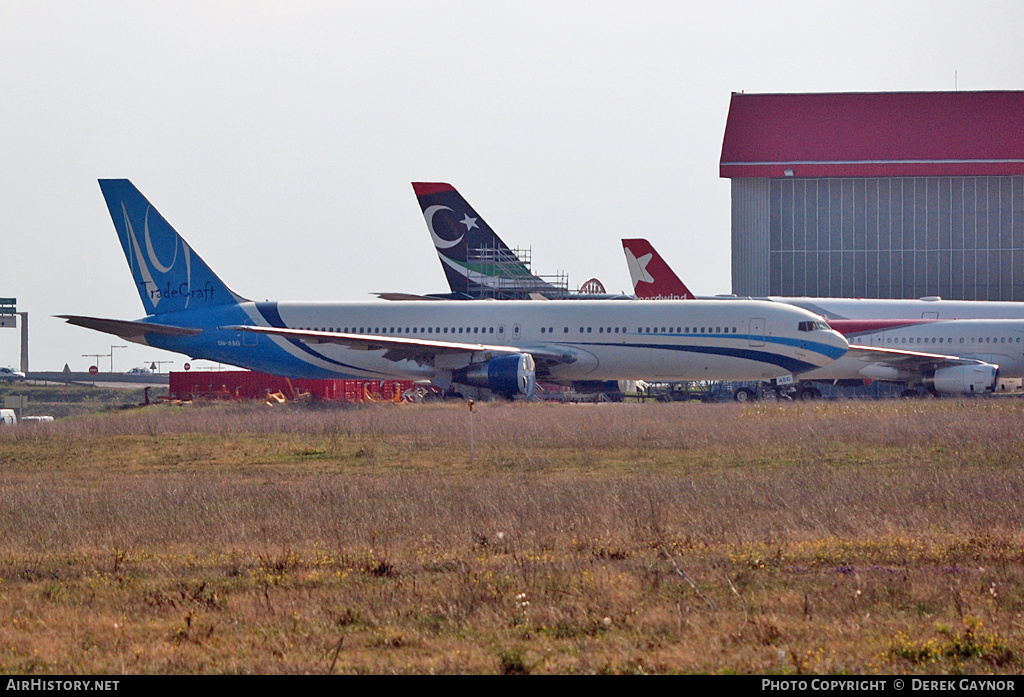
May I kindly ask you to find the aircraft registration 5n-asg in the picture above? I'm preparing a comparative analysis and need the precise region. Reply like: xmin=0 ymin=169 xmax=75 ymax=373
xmin=58 ymin=180 xmax=851 ymax=399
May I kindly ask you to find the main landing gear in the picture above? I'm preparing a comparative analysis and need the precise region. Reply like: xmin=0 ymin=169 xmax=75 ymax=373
xmin=733 ymin=387 xmax=756 ymax=403
xmin=795 ymin=385 xmax=821 ymax=401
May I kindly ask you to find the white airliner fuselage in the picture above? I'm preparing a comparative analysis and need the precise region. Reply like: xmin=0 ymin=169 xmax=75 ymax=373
xmin=775 ymin=297 xmax=1024 ymax=322
xmin=224 ymin=298 xmax=848 ymax=385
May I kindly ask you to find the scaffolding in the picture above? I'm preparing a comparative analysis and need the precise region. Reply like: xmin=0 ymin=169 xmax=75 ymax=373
xmin=465 ymin=244 xmax=571 ymax=299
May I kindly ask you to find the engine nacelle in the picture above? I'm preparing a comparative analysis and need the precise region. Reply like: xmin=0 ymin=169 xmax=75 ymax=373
xmin=931 ymin=364 xmax=999 ymax=394
xmin=457 ymin=353 xmax=536 ymax=399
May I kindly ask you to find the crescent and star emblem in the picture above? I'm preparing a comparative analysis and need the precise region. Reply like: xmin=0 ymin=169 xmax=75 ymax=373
xmin=423 ymin=205 xmax=463 ymax=249
xmin=424 ymin=205 xmax=478 ymax=249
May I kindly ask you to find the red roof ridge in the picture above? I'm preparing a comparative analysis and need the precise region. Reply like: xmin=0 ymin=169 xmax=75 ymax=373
xmin=720 ymin=91 xmax=1024 ymax=178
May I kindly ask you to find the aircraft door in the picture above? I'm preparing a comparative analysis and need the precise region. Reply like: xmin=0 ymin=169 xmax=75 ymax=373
xmin=748 ymin=318 xmax=765 ymax=347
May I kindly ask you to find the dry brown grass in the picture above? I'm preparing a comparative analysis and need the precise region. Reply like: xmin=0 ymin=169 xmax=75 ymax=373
xmin=0 ymin=398 xmax=1023 ymax=674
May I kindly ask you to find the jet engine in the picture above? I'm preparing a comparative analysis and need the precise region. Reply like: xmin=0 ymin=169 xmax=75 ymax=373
xmin=930 ymin=364 xmax=999 ymax=394
xmin=455 ymin=353 xmax=536 ymax=399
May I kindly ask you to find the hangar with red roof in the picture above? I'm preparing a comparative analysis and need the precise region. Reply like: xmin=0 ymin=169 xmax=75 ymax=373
xmin=719 ymin=91 xmax=1024 ymax=300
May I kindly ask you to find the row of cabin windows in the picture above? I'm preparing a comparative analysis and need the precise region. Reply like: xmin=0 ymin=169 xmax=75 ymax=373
xmin=541 ymin=327 xmax=630 ymax=334
xmin=639 ymin=326 xmax=738 ymax=334
xmin=303 ymin=326 xmax=496 ymax=335
xmin=885 ymin=336 xmax=1023 ymax=345
xmin=540 ymin=326 xmax=739 ymax=334
xmin=300 ymin=325 xmax=742 ymax=336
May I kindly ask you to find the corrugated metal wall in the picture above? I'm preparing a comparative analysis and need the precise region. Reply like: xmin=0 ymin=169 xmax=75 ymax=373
xmin=732 ymin=176 xmax=1024 ymax=300
xmin=731 ymin=178 xmax=770 ymax=297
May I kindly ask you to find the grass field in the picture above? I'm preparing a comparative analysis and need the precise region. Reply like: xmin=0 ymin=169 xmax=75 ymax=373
xmin=1 ymin=398 xmax=1022 ymax=674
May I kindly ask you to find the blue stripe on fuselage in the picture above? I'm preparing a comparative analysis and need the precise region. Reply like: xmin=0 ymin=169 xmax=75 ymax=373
xmin=133 ymin=303 xmax=370 ymax=379
xmin=621 ymin=330 xmax=846 ymax=363
xmin=253 ymin=302 xmax=397 ymax=376
xmin=574 ymin=336 xmax=833 ymax=375
xmin=636 ymin=343 xmax=819 ymax=374
xmin=751 ymin=334 xmax=847 ymax=360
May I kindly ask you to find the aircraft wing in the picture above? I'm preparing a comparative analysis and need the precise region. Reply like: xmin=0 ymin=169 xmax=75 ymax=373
xmin=221 ymin=325 xmax=533 ymax=364
xmin=58 ymin=315 xmax=203 ymax=339
xmin=843 ymin=345 xmax=996 ymax=374
xmin=222 ymin=325 xmax=588 ymax=369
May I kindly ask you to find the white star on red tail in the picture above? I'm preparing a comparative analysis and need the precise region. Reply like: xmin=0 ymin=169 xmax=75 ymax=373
xmin=624 ymin=247 xmax=654 ymax=286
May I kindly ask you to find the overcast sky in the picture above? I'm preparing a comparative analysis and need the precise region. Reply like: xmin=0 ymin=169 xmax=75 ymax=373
xmin=2 ymin=1 xmax=1023 ymax=372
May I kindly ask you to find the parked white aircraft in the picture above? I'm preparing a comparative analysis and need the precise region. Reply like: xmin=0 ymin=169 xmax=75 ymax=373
xmin=798 ymin=317 xmax=1024 ymax=386
xmin=58 ymin=181 xmax=852 ymax=399
xmin=622 ymin=238 xmax=1006 ymax=397
xmin=794 ymin=318 xmax=1022 ymax=397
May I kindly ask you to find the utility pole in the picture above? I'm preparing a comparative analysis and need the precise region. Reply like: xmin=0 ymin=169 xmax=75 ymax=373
xmin=468 ymin=399 xmax=475 ymax=464
xmin=17 ymin=312 xmax=27 ymax=373
xmin=110 ymin=345 xmax=128 ymax=373
xmin=82 ymin=353 xmax=108 ymax=371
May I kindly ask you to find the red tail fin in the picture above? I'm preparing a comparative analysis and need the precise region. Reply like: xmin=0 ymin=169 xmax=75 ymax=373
xmin=621 ymin=239 xmax=695 ymax=299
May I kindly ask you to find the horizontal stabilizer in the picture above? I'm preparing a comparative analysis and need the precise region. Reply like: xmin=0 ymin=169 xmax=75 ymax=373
xmin=57 ymin=315 xmax=203 ymax=339
xmin=373 ymin=292 xmax=477 ymax=301
xmin=372 ymin=292 xmax=448 ymax=302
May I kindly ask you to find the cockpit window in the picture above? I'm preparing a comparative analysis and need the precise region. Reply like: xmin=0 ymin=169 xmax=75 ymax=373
xmin=798 ymin=320 xmax=830 ymax=332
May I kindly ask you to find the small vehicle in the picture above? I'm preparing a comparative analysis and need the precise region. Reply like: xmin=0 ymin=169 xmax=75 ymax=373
xmin=126 ymin=366 xmax=152 ymax=375
xmin=0 ymin=367 xmax=25 ymax=382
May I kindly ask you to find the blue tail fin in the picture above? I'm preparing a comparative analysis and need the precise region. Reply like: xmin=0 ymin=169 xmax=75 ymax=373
xmin=411 ymin=182 xmax=557 ymax=298
xmin=98 ymin=180 xmax=246 ymax=315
